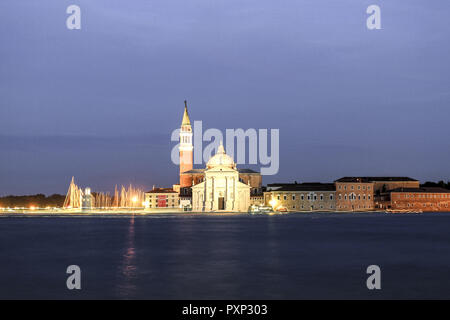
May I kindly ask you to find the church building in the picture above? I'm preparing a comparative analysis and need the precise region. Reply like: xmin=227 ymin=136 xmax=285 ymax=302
xmin=177 ymin=101 xmax=261 ymax=212
xmin=192 ymin=143 xmax=251 ymax=212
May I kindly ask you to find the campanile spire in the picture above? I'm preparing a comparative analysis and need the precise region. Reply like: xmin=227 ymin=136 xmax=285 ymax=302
xmin=181 ymin=100 xmax=191 ymax=126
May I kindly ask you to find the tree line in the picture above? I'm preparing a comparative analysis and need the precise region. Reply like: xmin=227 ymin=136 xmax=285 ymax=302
xmin=0 ymin=194 xmax=65 ymax=208
xmin=421 ymin=181 xmax=450 ymax=190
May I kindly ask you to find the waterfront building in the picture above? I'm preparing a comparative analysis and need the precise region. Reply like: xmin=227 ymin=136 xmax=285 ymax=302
xmin=81 ymin=187 xmax=93 ymax=210
xmin=177 ymin=102 xmax=262 ymax=207
xmin=191 ymin=143 xmax=251 ymax=212
xmin=144 ymin=187 xmax=179 ymax=209
xmin=264 ymin=183 xmax=336 ymax=211
xmin=335 ymin=177 xmax=419 ymax=211
xmin=389 ymin=187 xmax=450 ymax=212
xmin=250 ymin=193 xmax=265 ymax=206
xmin=335 ymin=178 xmax=375 ymax=211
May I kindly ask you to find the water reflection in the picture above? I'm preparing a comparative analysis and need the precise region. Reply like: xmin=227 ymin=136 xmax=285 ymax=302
xmin=116 ymin=216 xmax=137 ymax=298
xmin=2 ymin=214 xmax=450 ymax=299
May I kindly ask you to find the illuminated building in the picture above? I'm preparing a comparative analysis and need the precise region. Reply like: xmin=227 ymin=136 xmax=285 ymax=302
xmin=389 ymin=187 xmax=450 ymax=212
xmin=81 ymin=187 xmax=93 ymax=210
xmin=144 ymin=187 xmax=180 ymax=209
xmin=264 ymin=183 xmax=336 ymax=211
xmin=335 ymin=177 xmax=419 ymax=211
xmin=191 ymin=143 xmax=251 ymax=212
xmin=179 ymin=100 xmax=194 ymax=188
xmin=177 ymin=102 xmax=263 ymax=209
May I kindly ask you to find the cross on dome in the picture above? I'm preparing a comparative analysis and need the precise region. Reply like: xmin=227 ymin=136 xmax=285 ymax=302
xmin=217 ymin=141 xmax=225 ymax=154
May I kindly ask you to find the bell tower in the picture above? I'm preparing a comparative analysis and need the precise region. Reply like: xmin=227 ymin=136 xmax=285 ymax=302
xmin=179 ymin=100 xmax=193 ymax=187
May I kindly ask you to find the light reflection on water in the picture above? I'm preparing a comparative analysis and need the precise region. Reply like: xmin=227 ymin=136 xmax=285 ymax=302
xmin=117 ymin=216 xmax=137 ymax=298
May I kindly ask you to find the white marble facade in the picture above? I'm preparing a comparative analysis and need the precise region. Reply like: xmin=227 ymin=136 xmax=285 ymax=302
xmin=192 ymin=143 xmax=250 ymax=212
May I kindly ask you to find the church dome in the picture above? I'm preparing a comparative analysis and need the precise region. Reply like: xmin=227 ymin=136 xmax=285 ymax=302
xmin=206 ymin=142 xmax=235 ymax=169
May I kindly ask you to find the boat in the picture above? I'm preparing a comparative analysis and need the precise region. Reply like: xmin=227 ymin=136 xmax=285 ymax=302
xmin=275 ymin=206 xmax=288 ymax=213
xmin=248 ymin=205 xmax=274 ymax=214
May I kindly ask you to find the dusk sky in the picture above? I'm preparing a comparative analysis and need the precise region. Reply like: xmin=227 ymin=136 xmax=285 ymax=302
xmin=1 ymin=0 xmax=449 ymax=195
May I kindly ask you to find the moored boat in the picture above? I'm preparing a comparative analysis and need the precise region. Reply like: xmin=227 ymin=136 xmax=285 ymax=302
xmin=249 ymin=205 xmax=274 ymax=214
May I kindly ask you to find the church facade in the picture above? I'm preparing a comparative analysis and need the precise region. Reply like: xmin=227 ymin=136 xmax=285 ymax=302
xmin=177 ymin=102 xmax=259 ymax=212
xmin=191 ymin=143 xmax=251 ymax=212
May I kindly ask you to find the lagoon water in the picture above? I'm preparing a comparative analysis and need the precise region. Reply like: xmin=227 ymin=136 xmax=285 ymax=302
xmin=1 ymin=212 xmax=450 ymax=299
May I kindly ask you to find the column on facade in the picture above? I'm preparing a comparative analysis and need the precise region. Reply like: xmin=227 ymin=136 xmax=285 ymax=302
xmin=203 ymin=177 xmax=207 ymax=212
xmin=211 ymin=177 xmax=214 ymax=211
xmin=233 ymin=177 xmax=236 ymax=211
xmin=225 ymin=176 xmax=228 ymax=211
